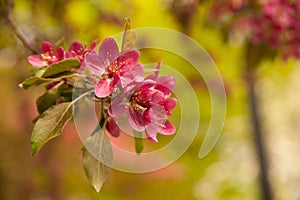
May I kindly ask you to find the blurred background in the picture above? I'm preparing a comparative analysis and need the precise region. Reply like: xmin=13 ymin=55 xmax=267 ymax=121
xmin=1 ymin=0 xmax=300 ymax=199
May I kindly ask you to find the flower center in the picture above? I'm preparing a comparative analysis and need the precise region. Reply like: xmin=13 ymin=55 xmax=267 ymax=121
xmin=41 ymin=53 xmax=53 ymax=62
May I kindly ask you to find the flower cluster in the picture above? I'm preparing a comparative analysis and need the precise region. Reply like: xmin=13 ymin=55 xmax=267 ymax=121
xmin=211 ymin=0 xmax=300 ymax=59
xmin=28 ymin=40 xmax=97 ymax=67
xmin=23 ymin=22 xmax=178 ymax=193
xmin=26 ymin=37 xmax=177 ymax=143
xmin=107 ymin=62 xmax=177 ymax=142
xmin=84 ymin=38 xmax=177 ymax=142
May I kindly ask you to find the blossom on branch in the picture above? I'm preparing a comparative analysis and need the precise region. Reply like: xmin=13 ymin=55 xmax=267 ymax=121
xmin=84 ymin=38 xmax=144 ymax=98
xmin=28 ymin=41 xmax=64 ymax=67
xmin=65 ymin=40 xmax=98 ymax=64
xmin=109 ymin=62 xmax=177 ymax=142
xmin=24 ymin=21 xmax=179 ymax=193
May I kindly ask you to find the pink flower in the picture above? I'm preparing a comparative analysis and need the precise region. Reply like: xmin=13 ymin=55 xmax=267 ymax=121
xmin=128 ymin=83 xmax=177 ymax=142
xmin=211 ymin=0 xmax=300 ymax=60
xmin=263 ymin=0 xmax=295 ymax=29
xmin=28 ymin=41 xmax=64 ymax=67
xmin=109 ymin=62 xmax=177 ymax=142
xmin=84 ymin=37 xmax=144 ymax=98
xmin=65 ymin=40 xmax=97 ymax=64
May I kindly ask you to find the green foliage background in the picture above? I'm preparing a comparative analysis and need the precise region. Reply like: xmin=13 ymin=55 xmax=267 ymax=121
xmin=0 ymin=0 xmax=299 ymax=199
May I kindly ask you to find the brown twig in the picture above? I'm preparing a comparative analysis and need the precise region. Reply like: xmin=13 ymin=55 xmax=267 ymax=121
xmin=245 ymin=71 xmax=274 ymax=200
xmin=4 ymin=0 xmax=38 ymax=54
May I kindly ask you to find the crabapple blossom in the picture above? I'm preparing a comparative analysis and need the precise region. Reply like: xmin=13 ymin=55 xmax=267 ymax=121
xmin=108 ymin=62 xmax=177 ymax=142
xmin=84 ymin=37 xmax=144 ymax=98
xmin=28 ymin=41 xmax=64 ymax=67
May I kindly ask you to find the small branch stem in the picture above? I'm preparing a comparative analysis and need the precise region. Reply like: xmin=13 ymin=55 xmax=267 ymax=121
xmin=4 ymin=0 xmax=38 ymax=54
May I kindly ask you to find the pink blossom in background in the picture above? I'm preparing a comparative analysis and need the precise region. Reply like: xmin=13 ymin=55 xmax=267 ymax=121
xmin=211 ymin=0 xmax=300 ymax=59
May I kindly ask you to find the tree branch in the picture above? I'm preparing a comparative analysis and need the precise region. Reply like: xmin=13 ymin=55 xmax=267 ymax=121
xmin=246 ymin=71 xmax=274 ymax=200
xmin=4 ymin=0 xmax=38 ymax=54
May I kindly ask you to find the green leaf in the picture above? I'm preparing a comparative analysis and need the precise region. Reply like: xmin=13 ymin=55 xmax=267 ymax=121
xmin=133 ymin=130 xmax=143 ymax=154
xmin=36 ymin=91 xmax=58 ymax=114
xmin=59 ymin=91 xmax=73 ymax=102
xmin=35 ymin=68 xmax=46 ymax=77
xmin=82 ymin=129 xmax=112 ymax=192
xmin=31 ymin=102 xmax=73 ymax=155
xmin=19 ymin=74 xmax=78 ymax=90
xmin=121 ymin=17 xmax=136 ymax=51
xmin=19 ymin=76 xmax=49 ymax=89
xmin=57 ymin=83 xmax=73 ymax=93
xmin=31 ymin=90 xmax=92 ymax=155
xmin=42 ymin=59 xmax=80 ymax=78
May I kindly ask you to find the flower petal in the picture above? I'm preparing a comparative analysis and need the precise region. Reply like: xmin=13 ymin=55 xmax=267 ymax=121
xmin=28 ymin=55 xmax=47 ymax=67
xmin=136 ymin=84 xmax=164 ymax=107
xmin=128 ymin=107 xmax=145 ymax=131
xmin=40 ymin=41 xmax=54 ymax=55
xmin=65 ymin=52 xmax=73 ymax=59
xmin=90 ymin=39 xmax=98 ymax=50
xmin=105 ymin=118 xmax=120 ymax=137
xmin=156 ymin=76 xmax=176 ymax=91
xmin=146 ymin=61 xmax=161 ymax=80
xmin=144 ymin=105 xmax=166 ymax=143
xmin=161 ymin=98 xmax=177 ymax=116
xmin=120 ymin=64 xmax=144 ymax=84
xmin=112 ymin=50 xmax=140 ymax=74
xmin=123 ymin=81 xmax=140 ymax=95
xmin=85 ymin=52 xmax=105 ymax=75
xmin=95 ymin=78 xmax=115 ymax=98
xmin=55 ymin=47 xmax=65 ymax=62
xmin=68 ymin=41 xmax=84 ymax=57
xmin=108 ymin=97 xmax=125 ymax=117
xmin=144 ymin=105 xmax=167 ymax=133
xmin=159 ymin=120 xmax=176 ymax=135
xmin=98 ymin=37 xmax=119 ymax=64
xmin=151 ymin=90 xmax=165 ymax=104
xmin=69 ymin=41 xmax=84 ymax=53
xmin=145 ymin=129 xmax=158 ymax=143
